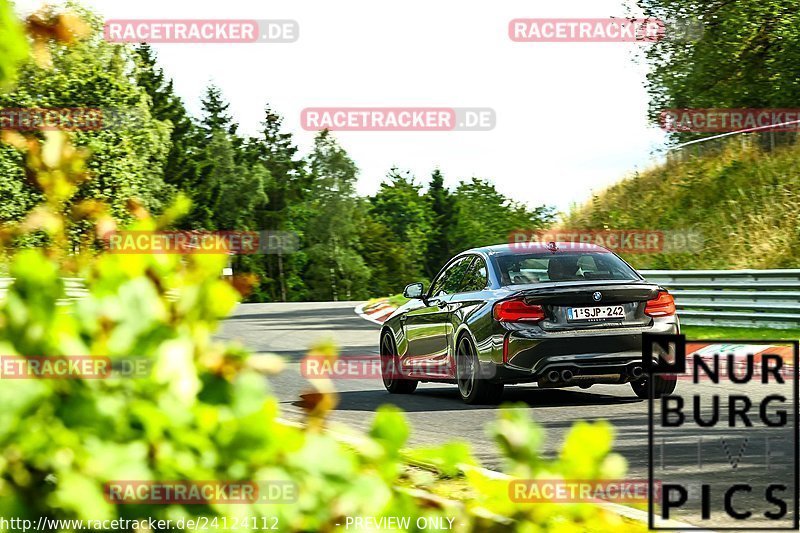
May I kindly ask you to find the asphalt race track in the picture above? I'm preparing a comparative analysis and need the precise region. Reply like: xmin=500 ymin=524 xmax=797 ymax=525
xmin=218 ymin=301 xmax=797 ymax=528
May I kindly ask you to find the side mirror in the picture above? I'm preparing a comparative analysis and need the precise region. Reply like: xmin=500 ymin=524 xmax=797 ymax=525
xmin=403 ymin=282 xmax=425 ymax=299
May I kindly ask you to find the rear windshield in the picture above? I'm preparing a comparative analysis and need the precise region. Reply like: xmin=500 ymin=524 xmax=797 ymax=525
xmin=493 ymin=251 xmax=640 ymax=285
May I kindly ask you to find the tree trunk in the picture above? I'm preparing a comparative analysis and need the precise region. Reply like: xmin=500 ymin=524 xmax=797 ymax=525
xmin=278 ymin=251 xmax=287 ymax=302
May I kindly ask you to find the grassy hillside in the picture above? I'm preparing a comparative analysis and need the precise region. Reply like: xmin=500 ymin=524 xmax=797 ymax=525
xmin=564 ymin=138 xmax=800 ymax=269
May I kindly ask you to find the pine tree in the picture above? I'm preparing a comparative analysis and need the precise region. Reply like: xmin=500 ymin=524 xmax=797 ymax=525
xmin=184 ymin=86 xmax=266 ymax=230
xmin=134 ymin=44 xmax=199 ymax=194
xmin=303 ymin=131 xmax=369 ymax=301
xmin=250 ymin=106 xmax=308 ymax=301
xmin=200 ymin=85 xmax=237 ymax=137
xmin=425 ymin=169 xmax=454 ymax=277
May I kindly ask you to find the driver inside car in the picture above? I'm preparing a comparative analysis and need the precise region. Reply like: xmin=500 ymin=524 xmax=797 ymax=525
xmin=547 ymin=256 xmax=583 ymax=281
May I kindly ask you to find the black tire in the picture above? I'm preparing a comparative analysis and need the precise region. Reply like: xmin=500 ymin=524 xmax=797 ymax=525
xmin=456 ymin=334 xmax=504 ymax=405
xmin=380 ymin=332 xmax=418 ymax=394
xmin=630 ymin=375 xmax=677 ymax=399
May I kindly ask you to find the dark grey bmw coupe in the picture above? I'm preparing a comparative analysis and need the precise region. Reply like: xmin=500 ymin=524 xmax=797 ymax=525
xmin=379 ymin=242 xmax=678 ymax=404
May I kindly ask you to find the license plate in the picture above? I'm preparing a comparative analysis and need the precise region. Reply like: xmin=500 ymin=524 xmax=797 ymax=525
xmin=567 ymin=305 xmax=625 ymax=321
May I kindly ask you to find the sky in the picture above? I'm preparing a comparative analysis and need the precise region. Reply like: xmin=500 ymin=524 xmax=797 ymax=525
xmin=15 ymin=0 xmax=669 ymax=213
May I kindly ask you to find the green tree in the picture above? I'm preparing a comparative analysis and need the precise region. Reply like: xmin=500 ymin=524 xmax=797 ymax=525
xmin=134 ymin=44 xmax=199 ymax=195
xmin=0 ymin=143 xmax=36 ymax=224
xmin=184 ymin=86 xmax=267 ymax=230
xmin=199 ymin=84 xmax=237 ymax=136
xmin=449 ymin=178 xmax=553 ymax=251
xmin=247 ymin=106 xmax=309 ymax=302
xmin=303 ymin=130 xmax=369 ymax=301
xmin=637 ymin=0 xmax=800 ymax=143
xmin=424 ymin=168 xmax=454 ymax=277
xmin=0 ymin=8 xmax=171 ymax=222
xmin=355 ymin=204 xmax=419 ymax=295
xmin=369 ymin=168 xmax=432 ymax=278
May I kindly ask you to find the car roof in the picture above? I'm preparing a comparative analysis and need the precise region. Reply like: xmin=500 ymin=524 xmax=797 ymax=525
xmin=466 ymin=242 xmax=611 ymax=256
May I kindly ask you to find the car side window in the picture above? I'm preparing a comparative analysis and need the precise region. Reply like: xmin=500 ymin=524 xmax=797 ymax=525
xmin=429 ymin=257 xmax=473 ymax=297
xmin=459 ymin=257 xmax=488 ymax=292
xmin=428 ymin=261 xmax=455 ymax=297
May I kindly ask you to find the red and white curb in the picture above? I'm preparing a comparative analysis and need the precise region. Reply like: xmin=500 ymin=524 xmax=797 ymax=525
xmin=686 ymin=343 xmax=795 ymax=376
xmin=355 ymin=299 xmax=398 ymax=325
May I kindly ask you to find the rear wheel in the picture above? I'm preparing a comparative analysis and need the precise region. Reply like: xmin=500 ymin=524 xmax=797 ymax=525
xmin=381 ymin=333 xmax=417 ymax=394
xmin=456 ymin=335 xmax=503 ymax=404
xmin=630 ymin=375 xmax=677 ymax=399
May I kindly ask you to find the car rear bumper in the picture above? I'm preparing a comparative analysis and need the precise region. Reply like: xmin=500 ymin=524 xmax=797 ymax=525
xmin=489 ymin=317 xmax=679 ymax=384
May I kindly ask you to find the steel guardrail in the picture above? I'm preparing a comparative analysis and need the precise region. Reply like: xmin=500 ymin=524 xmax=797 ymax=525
xmin=641 ymin=269 xmax=800 ymax=329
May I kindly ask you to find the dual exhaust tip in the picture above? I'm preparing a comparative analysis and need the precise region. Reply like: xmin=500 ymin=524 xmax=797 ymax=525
xmin=545 ymin=365 xmax=644 ymax=383
xmin=547 ymin=369 xmax=574 ymax=382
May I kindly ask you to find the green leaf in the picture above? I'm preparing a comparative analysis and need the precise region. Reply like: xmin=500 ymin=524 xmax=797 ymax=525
xmin=369 ymin=406 xmax=409 ymax=454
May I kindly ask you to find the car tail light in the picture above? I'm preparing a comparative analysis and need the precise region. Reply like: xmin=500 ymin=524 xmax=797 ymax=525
xmin=494 ymin=298 xmax=545 ymax=322
xmin=645 ymin=291 xmax=676 ymax=317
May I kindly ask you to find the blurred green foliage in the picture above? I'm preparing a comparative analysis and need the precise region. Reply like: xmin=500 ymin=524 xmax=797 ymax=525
xmin=0 ymin=0 xmax=28 ymax=87
xmin=0 ymin=141 xmax=643 ymax=530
